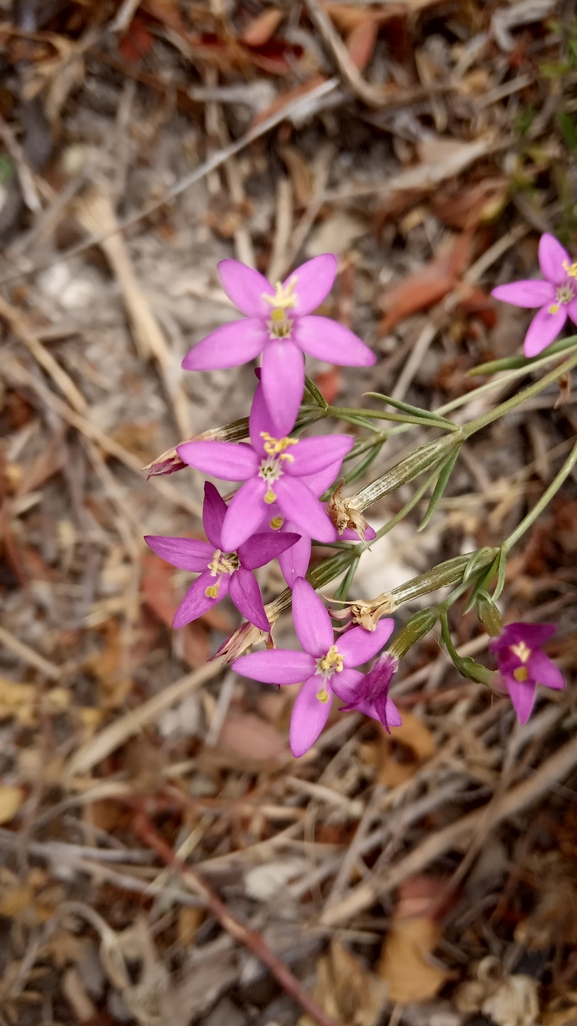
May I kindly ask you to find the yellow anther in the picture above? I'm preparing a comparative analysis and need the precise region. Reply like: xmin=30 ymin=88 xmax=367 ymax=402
xmin=511 ymin=641 xmax=531 ymax=663
xmin=318 ymin=645 xmax=344 ymax=674
xmin=270 ymin=516 xmax=284 ymax=529
xmin=205 ymin=582 xmax=220 ymax=599
xmin=262 ymin=276 xmax=298 ymax=310
xmin=207 ymin=549 xmax=239 ymax=577
xmin=260 ymin=432 xmax=299 ymax=456
xmin=548 ymin=303 xmax=560 ymax=315
xmin=270 ymin=308 xmax=286 ymax=322
xmin=562 ymin=259 xmax=577 ymax=279
xmin=513 ymin=666 xmax=529 ymax=682
xmin=316 ymin=687 xmax=330 ymax=703
xmin=264 ymin=487 xmax=277 ymax=504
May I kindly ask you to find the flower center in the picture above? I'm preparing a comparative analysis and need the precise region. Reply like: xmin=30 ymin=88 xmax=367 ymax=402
xmin=316 ymin=644 xmax=344 ymax=680
xmin=258 ymin=432 xmax=298 ymax=504
xmin=262 ymin=277 xmax=298 ymax=340
xmin=548 ymin=280 xmax=575 ymax=314
xmin=510 ymin=641 xmax=531 ymax=663
xmin=205 ymin=549 xmax=240 ymax=598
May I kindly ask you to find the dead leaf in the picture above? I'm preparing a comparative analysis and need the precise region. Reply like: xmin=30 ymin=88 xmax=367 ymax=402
xmin=377 ymin=710 xmax=436 ymax=787
xmin=241 ymin=7 xmax=283 ymax=47
xmin=0 ymin=786 xmax=24 ymax=824
xmin=378 ymin=916 xmax=448 ymax=1003
xmin=217 ymin=713 xmax=287 ymax=762
xmin=0 ymin=676 xmax=36 ymax=724
xmin=456 ymin=958 xmax=539 ymax=1026
xmin=301 ymin=940 xmax=388 ymax=1026
xmin=347 ymin=17 xmax=378 ymax=71
xmin=177 ymin=907 xmax=204 ymax=948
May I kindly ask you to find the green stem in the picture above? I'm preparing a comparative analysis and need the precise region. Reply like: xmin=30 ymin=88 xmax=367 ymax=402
xmin=502 ymin=439 xmax=577 ymax=552
xmin=330 ymin=405 xmax=459 ymax=432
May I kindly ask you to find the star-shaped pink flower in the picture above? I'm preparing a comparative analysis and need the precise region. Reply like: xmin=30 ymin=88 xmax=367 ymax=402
xmin=490 ymin=621 xmax=564 ymax=723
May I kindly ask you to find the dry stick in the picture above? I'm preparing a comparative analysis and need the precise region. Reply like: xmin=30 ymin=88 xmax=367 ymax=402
xmin=0 ymin=77 xmax=340 ymax=288
xmin=320 ymin=732 xmax=577 ymax=927
xmin=133 ymin=811 xmax=342 ymax=1026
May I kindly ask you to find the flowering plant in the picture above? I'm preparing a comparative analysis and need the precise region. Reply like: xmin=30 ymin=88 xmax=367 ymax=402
xmin=147 ymin=239 xmax=572 ymax=755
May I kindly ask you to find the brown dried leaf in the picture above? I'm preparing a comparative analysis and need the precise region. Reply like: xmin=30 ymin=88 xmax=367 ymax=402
xmin=301 ymin=940 xmax=388 ymax=1026
xmin=378 ymin=917 xmax=448 ymax=1003
xmin=347 ymin=17 xmax=378 ymax=72
xmin=0 ymin=786 xmax=24 ymax=824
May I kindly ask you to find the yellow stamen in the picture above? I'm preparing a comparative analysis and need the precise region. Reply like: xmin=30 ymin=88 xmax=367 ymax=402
xmin=205 ymin=582 xmax=220 ymax=599
xmin=316 ymin=687 xmax=330 ymax=703
xmin=510 ymin=641 xmax=531 ymax=663
xmin=548 ymin=303 xmax=560 ymax=315
xmin=260 ymin=432 xmax=299 ymax=456
xmin=513 ymin=666 xmax=529 ymax=682
xmin=264 ymin=487 xmax=277 ymax=504
xmin=562 ymin=259 xmax=577 ymax=279
xmin=262 ymin=276 xmax=298 ymax=310
xmin=318 ymin=645 xmax=344 ymax=674
xmin=270 ymin=516 xmax=284 ymax=529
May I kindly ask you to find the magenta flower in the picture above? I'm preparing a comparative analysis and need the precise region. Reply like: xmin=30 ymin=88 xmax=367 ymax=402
xmin=145 ymin=483 xmax=300 ymax=631
xmin=182 ymin=254 xmax=375 ymax=436
xmin=177 ymin=388 xmax=354 ymax=551
xmin=232 ymin=577 xmax=394 ymax=757
xmin=489 ymin=622 xmax=564 ymax=724
xmin=338 ymin=651 xmax=401 ymax=731
xmin=492 ymin=233 xmax=577 ymax=357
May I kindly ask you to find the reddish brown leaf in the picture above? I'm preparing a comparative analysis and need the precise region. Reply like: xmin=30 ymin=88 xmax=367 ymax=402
xmin=119 ymin=16 xmax=155 ymax=62
xmin=314 ymin=366 xmax=342 ymax=405
xmin=347 ymin=17 xmax=378 ymax=71
xmin=241 ymin=7 xmax=283 ymax=47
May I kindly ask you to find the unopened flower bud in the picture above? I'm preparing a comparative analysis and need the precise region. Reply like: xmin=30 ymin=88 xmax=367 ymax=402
xmin=477 ymin=591 xmax=503 ymax=637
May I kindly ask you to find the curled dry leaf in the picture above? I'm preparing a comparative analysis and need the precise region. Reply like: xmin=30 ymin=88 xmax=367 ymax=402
xmin=455 ymin=957 xmax=540 ymax=1026
xmin=377 ymin=709 xmax=436 ymax=787
xmin=378 ymin=876 xmax=450 ymax=1007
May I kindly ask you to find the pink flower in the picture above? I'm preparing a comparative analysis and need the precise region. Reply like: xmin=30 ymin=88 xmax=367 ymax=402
xmin=492 ymin=233 xmax=577 ymax=357
xmin=145 ymin=483 xmax=300 ymax=631
xmin=182 ymin=254 xmax=375 ymax=436
xmin=233 ymin=577 xmax=395 ymax=757
xmin=489 ymin=622 xmax=565 ymax=724
xmin=177 ymin=387 xmax=354 ymax=551
xmin=338 ymin=651 xmax=401 ymax=731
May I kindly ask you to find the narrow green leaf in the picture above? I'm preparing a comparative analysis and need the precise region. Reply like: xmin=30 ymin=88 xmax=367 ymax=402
xmin=492 ymin=547 xmax=508 ymax=601
xmin=469 ymin=334 xmax=577 ymax=375
xmin=304 ymin=376 xmax=329 ymax=410
xmin=417 ymin=446 xmax=461 ymax=530
xmin=363 ymin=392 xmax=457 ymax=428
xmin=332 ymin=557 xmax=360 ymax=602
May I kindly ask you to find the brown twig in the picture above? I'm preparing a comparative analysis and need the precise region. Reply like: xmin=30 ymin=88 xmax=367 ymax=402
xmin=132 ymin=809 xmax=342 ymax=1026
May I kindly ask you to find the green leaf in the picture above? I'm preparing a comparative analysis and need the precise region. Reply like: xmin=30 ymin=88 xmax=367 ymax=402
xmin=364 ymin=392 xmax=458 ymax=430
xmin=331 ymin=557 xmax=359 ymax=602
xmin=463 ymin=546 xmax=499 ymax=583
xmin=492 ymin=547 xmax=508 ymax=601
xmin=304 ymin=376 xmax=328 ymax=410
xmin=417 ymin=446 xmax=461 ymax=530
xmin=469 ymin=334 xmax=577 ymax=375
xmin=340 ymin=444 xmax=381 ymax=487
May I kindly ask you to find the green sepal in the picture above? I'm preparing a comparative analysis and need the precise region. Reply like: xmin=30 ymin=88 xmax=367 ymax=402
xmin=492 ymin=547 xmax=508 ymax=601
xmin=418 ymin=446 xmax=461 ymax=531
xmin=476 ymin=590 xmax=503 ymax=637
xmin=389 ymin=607 xmax=439 ymax=659
xmin=463 ymin=546 xmax=499 ymax=583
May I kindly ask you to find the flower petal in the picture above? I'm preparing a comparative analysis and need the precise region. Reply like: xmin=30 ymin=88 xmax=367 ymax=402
xmin=221 ymin=478 xmax=268 ymax=551
xmin=338 ymin=618 xmax=395 ymax=668
xmin=233 ymin=649 xmax=315 ymax=684
xmin=567 ymin=298 xmax=577 ymax=326
xmin=144 ymin=535 xmax=212 ymax=572
xmin=538 ymin=233 xmax=571 ymax=285
xmin=248 ymin=384 xmax=272 ymax=454
xmin=289 ymin=254 xmax=337 ymax=315
xmin=300 ymin=462 xmax=343 ymax=497
xmin=173 ymin=572 xmax=229 ymax=628
xmin=503 ymin=673 xmax=536 ymax=724
xmin=491 ymin=280 xmax=555 ymax=308
xmin=491 ymin=622 xmax=557 ymax=650
xmin=182 ymin=319 xmax=267 ymax=371
xmin=287 ymin=434 xmax=354 ymax=477
xmin=290 ymin=676 xmax=332 ymax=757
xmin=177 ymin=440 xmax=258 ymax=481
xmin=341 ymin=523 xmax=376 ymax=541
xmin=275 ymin=477 xmax=337 ymax=543
xmin=527 ymin=649 xmax=565 ymax=690
xmin=228 ymin=567 xmax=269 ymax=631
xmin=330 ymin=668 xmax=364 ymax=704
xmin=523 ymin=305 xmax=567 ymax=357
xmin=237 ymin=531 xmax=302 ymax=570
xmin=291 ymin=577 xmax=334 ymax=656
xmin=278 ymin=532 xmax=311 ymax=587
xmin=293 ymin=316 xmax=375 ymax=366
xmin=202 ymin=482 xmax=227 ymax=548
xmin=261 ymin=340 xmax=304 ymax=437
xmin=218 ymin=259 xmax=272 ymax=317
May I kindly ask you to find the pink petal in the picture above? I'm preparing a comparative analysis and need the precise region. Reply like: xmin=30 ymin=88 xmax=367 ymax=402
xmin=491 ymin=280 xmax=555 ymax=309
xmin=237 ymin=531 xmax=301 ymax=570
xmin=248 ymin=384 xmax=273 ymax=454
xmin=218 ymin=259 xmax=272 ymax=317
xmin=527 ymin=650 xmax=565 ymax=690
xmin=220 ymin=478 xmax=268 ymax=551
xmin=278 ymin=532 xmax=311 ymax=587
xmin=288 ymin=434 xmax=354 ymax=477
xmin=567 ymin=298 xmax=577 ymax=326
xmin=300 ymin=462 xmax=343 ymax=497
xmin=145 ymin=535 xmax=212 ymax=572
xmin=289 ymin=254 xmax=337 ymax=315
xmin=292 ymin=577 xmax=334 ymax=656
xmin=275 ymin=477 xmax=337 ymax=543
xmin=261 ymin=340 xmax=305 ymax=437
xmin=384 ymin=697 xmax=402 ymax=727
xmin=182 ymin=319 xmax=267 ymax=371
xmin=177 ymin=440 xmax=258 ymax=481
xmin=538 ymin=233 xmax=571 ymax=285
xmin=341 ymin=523 xmax=376 ymax=541
xmin=524 ymin=305 xmax=567 ymax=357
xmin=293 ymin=316 xmax=375 ymax=366
xmin=233 ymin=649 xmax=316 ymax=684
xmin=330 ymin=668 xmax=364 ymax=703
xmin=229 ymin=567 xmax=269 ymax=631
xmin=202 ymin=482 xmax=227 ymax=548
xmin=338 ymin=618 xmax=395 ymax=668
xmin=173 ymin=572 xmax=229 ymax=628
xmin=290 ymin=676 xmax=332 ymax=757
xmin=503 ymin=673 xmax=536 ymax=724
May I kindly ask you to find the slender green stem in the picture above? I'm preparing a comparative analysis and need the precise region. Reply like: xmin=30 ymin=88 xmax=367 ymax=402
xmin=503 ymin=439 xmax=577 ymax=552
xmin=330 ymin=405 xmax=459 ymax=432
